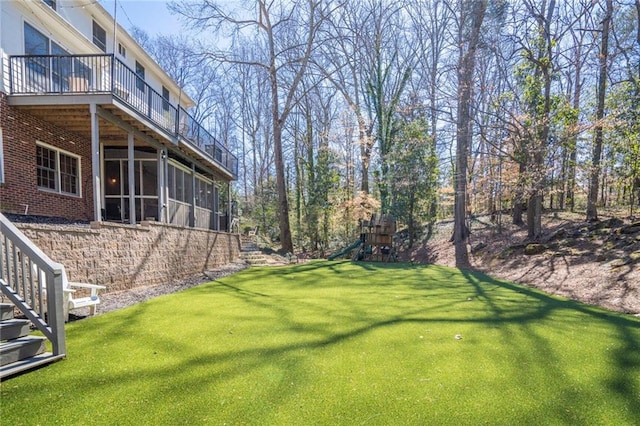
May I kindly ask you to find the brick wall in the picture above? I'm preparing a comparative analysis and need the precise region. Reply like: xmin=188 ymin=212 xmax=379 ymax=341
xmin=0 ymin=93 xmax=94 ymax=220
xmin=15 ymin=221 xmax=241 ymax=293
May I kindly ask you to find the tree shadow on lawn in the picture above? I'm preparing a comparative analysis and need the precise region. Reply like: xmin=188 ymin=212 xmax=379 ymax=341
xmin=459 ymin=267 xmax=640 ymax=420
xmin=286 ymin=261 xmax=640 ymax=420
xmin=36 ymin=261 xmax=640 ymax=423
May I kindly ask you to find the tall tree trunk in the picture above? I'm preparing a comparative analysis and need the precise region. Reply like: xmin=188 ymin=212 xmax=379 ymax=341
xmin=273 ymin=117 xmax=294 ymax=252
xmin=525 ymin=0 xmax=555 ymax=241
xmin=408 ymin=193 xmax=415 ymax=248
xmin=566 ymin=137 xmax=578 ymax=212
xmin=359 ymin=124 xmax=371 ymax=194
xmin=527 ymin=193 xmax=543 ymax=239
xmin=586 ymin=0 xmax=612 ymax=222
xmin=558 ymin=150 xmax=567 ymax=210
xmin=271 ymin=60 xmax=293 ymax=251
xmin=294 ymin=122 xmax=303 ymax=249
xmin=512 ymin=162 xmax=526 ymax=226
xmin=566 ymin=49 xmax=582 ymax=212
xmin=453 ymin=0 xmax=487 ymax=269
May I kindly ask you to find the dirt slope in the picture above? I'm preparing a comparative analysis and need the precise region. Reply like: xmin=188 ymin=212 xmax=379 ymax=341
xmin=397 ymin=212 xmax=640 ymax=316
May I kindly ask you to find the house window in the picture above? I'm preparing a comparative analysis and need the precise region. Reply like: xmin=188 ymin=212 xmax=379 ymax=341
xmin=43 ymin=0 xmax=56 ymax=10
xmin=24 ymin=23 xmax=49 ymax=55
xmin=135 ymin=61 xmax=145 ymax=91
xmin=92 ymin=21 xmax=107 ymax=52
xmin=24 ymin=23 xmax=72 ymax=92
xmin=36 ymin=143 xmax=80 ymax=196
xmin=24 ymin=23 xmax=66 ymax=55
xmin=0 ymin=128 xmax=4 ymax=184
xmin=162 ymin=86 xmax=170 ymax=112
xmin=118 ymin=43 xmax=126 ymax=57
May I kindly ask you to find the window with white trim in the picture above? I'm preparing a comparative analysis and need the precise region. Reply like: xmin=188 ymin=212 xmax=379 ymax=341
xmin=135 ymin=61 xmax=145 ymax=91
xmin=24 ymin=23 xmax=71 ymax=92
xmin=36 ymin=143 xmax=81 ymax=196
xmin=43 ymin=0 xmax=56 ymax=10
xmin=162 ymin=86 xmax=170 ymax=112
xmin=92 ymin=21 xmax=106 ymax=52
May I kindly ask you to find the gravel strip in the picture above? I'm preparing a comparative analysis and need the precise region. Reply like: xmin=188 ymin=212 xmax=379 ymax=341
xmin=72 ymin=262 xmax=250 ymax=319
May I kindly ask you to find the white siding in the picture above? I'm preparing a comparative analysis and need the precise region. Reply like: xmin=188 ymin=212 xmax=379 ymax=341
xmin=0 ymin=0 xmax=191 ymax=106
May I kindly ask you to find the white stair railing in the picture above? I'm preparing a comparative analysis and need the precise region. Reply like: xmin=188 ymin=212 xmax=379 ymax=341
xmin=0 ymin=213 xmax=66 ymax=357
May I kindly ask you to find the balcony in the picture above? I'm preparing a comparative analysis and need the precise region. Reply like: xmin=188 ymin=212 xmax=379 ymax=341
xmin=9 ymin=54 xmax=238 ymax=179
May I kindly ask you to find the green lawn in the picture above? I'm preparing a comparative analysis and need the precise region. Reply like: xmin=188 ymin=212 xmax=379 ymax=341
xmin=2 ymin=261 xmax=639 ymax=425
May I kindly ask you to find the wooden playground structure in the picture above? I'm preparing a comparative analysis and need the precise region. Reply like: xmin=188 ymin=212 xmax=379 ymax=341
xmin=353 ymin=214 xmax=397 ymax=262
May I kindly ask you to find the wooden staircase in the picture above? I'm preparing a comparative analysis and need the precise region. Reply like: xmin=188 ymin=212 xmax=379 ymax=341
xmin=0 ymin=303 xmax=63 ymax=379
xmin=0 ymin=213 xmax=67 ymax=380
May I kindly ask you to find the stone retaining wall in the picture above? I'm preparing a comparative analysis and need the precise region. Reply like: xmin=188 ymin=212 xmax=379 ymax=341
xmin=16 ymin=221 xmax=241 ymax=293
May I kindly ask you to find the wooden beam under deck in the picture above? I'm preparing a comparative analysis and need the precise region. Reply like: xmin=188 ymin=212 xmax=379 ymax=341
xmin=8 ymin=95 xmax=171 ymax=144
xmin=8 ymin=95 xmax=233 ymax=180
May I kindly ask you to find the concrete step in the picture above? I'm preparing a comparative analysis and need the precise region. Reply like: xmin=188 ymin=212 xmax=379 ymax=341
xmin=241 ymin=256 xmax=269 ymax=262
xmin=245 ymin=259 xmax=269 ymax=265
xmin=0 ymin=319 xmax=32 ymax=341
xmin=240 ymin=251 xmax=265 ymax=256
xmin=241 ymin=252 xmax=266 ymax=258
xmin=0 ymin=304 xmax=14 ymax=321
xmin=0 ymin=336 xmax=46 ymax=367
xmin=242 ymin=256 xmax=269 ymax=265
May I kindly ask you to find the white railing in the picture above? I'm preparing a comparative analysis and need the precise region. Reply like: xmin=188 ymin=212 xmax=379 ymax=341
xmin=0 ymin=213 xmax=66 ymax=357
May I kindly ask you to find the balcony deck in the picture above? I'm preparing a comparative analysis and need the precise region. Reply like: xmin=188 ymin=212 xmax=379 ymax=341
xmin=8 ymin=54 xmax=237 ymax=180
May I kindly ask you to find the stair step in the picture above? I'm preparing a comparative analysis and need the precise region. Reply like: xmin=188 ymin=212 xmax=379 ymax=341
xmin=0 ymin=319 xmax=32 ymax=341
xmin=0 ymin=336 xmax=46 ymax=367
xmin=0 ymin=352 xmax=65 ymax=380
xmin=243 ymin=259 xmax=269 ymax=264
xmin=241 ymin=254 xmax=267 ymax=259
xmin=0 ymin=304 xmax=14 ymax=321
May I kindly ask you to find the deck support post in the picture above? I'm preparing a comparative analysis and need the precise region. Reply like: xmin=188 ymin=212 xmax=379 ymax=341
xmin=227 ymin=184 xmax=232 ymax=232
xmin=158 ymin=149 xmax=167 ymax=224
xmin=213 ymin=184 xmax=220 ymax=231
xmin=90 ymin=103 xmax=102 ymax=222
xmin=128 ymin=132 xmax=135 ymax=225
xmin=190 ymin=163 xmax=196 ymax=228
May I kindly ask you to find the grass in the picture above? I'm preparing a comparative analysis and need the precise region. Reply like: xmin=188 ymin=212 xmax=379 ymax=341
xmin=1 ymin=260 xmax=639 ymax=425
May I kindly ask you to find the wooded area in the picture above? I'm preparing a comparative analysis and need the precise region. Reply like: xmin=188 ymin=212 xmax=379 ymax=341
xmin=135 ymin=0 xmax=640 ymax=263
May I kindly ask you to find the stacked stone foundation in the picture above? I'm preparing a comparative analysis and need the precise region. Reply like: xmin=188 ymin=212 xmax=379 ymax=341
xmin=16 ymin=221 xmax=241 ymax=293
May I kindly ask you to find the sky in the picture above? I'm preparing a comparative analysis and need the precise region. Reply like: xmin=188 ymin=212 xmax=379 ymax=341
xmin=98 ymin=0 xmax=183 ymax=37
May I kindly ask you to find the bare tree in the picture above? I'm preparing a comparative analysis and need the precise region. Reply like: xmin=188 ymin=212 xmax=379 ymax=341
xmin=170 ymin=0 xmax=334 ymax=252
xmin=318 ymin=0 xmax=375 ymax=194
xmin=231 ymin=43 xmax=272 ymax=205
xmin=559 ymin=1 xmax=596 ymax=212
xmin=586 ymin=0 xmax=613 ymax=222
xmin=359 ymin=1 xmax=414 ymax=212
xmin=131 ymin=29 xmax=221 ymax=124
xmin=408 ymin=0 xmax=455 ymax=163
xmin=452 ymin=0 xmax=487 ymax=268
